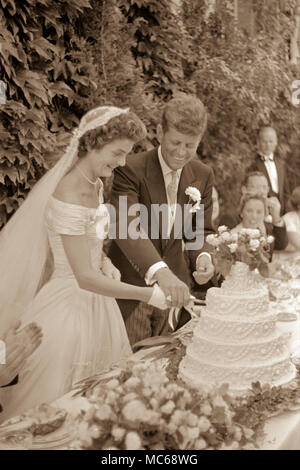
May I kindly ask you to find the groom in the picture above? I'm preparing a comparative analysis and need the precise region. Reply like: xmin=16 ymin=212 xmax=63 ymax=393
xmin=109 ymin=94 xmax=215 ymax=345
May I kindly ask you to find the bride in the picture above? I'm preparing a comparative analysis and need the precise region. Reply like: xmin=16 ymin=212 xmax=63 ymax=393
xmin=0 ymin=106 xmax=167 ymax=421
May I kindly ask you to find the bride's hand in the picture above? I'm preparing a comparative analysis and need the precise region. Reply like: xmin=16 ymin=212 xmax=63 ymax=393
xmin=101 ymin=257 xmax=121 ymax=281
xmin=147 ymin=284 xmax=169 ymax=310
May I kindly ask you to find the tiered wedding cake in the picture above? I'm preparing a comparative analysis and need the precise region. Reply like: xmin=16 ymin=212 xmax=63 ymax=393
xmin=179 ymin=262 xmax=296 ymax=393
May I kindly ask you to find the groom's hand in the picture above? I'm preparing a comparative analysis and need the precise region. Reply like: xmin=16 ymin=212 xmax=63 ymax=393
xmin=153 ymin=268 xmax=190 ymax=308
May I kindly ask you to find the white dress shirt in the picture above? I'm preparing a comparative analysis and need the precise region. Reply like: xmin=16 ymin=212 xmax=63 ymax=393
xmin=144 ymin=146 xmax=211 ymax=285
xmin=262 ymin=153 xmax=279 ymax=194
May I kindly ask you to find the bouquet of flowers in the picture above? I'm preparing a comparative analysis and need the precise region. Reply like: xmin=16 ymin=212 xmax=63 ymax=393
xmin=69 ymin=362 xmax=258 ymax=450
xmin=206 ymin=226 xmax=274 ymax=278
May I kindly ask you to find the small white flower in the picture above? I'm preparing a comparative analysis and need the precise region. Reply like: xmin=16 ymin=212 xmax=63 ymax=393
xmin=186 ymin=413 xmax=198 ymax=427
xmin=122 ymin=399 xmax=148 ymax=422
xmin=106 ymin=378 xmax=120 ymax=389
xmin=218 ymin=225 xmax=228 ymax=233
xmin=200 ymin=403 xmax=212 ymax=416
xmin=95 ymin=404 xmax=112 ymax=421
xmin=186 ymin=426 xmax=200 ymax=441
xmin=111 ymin=426 xmax=125 ymax=441
xmin=246 ymin=228 xmax=261 ymax=238
xmin=170 ymin=409 xmax=186 ymax=426
xmin=124 ymin=377 xmax=140 ymax=390
xmin=206 ymin=234 xmax=219 ymax=247
xmin=267 ymin=235 xmax=274 ymax=244
xmin=198 ymin=416 xmax=211 ymax=432
xmin=185 ymin=186 xmax=201 ymax=202
xmin=89 ymin=424 xmax=102 ymax=439
xmin=125 ymin=432 xmax=142 ymax=450
xmin=220 ymin=231 xmax=232 ymax=242
xmin=195 ymin=438 xmax=207 ymax=449
xmin=249 ymin=238 xmax=260 ymax=250
xmin=160 ymin=400 xmax=175 ymax=415
xmin=228 ymin=242 xmax=238 ymax=253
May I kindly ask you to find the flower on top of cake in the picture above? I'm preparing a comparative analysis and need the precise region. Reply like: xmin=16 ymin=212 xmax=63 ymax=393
xmin=206 ymin=226 xmax=274 ymax=278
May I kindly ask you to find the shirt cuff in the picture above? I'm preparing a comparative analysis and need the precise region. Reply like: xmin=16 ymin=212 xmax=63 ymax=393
xmin=273 ymin=218 xmax=285 ymax=227
xmin=144 ymin=261 xmax=168 ymax=285
xmin=196 ymin=252 xmax=212 ymax=266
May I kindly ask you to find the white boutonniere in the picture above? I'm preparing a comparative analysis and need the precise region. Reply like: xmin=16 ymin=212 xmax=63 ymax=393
xmin=185 ymin=186 xmax=201 ymax=213
xmin=264 ymin=214 xmax=273 ymax=223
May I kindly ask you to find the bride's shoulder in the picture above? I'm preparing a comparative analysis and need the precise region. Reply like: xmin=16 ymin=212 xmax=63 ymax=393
xmin=52 ymin=173 xmax=83 ymax=206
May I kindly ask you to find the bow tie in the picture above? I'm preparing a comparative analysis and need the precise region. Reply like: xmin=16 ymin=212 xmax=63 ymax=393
xmin=260 ymin=154 xmax=274 ymax=162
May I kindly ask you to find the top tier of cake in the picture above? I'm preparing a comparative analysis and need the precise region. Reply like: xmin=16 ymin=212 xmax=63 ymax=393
xmin=206 ymin=263 xmax=270 ymax=319
xmin=206 ymin=285 xmax=269 ymax=319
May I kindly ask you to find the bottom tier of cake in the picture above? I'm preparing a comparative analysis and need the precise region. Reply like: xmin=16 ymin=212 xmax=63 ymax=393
xmin=178 ymin=355 xmax=296 ymax=393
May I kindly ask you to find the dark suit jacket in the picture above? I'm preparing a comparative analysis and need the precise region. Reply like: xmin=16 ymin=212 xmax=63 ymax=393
xmin=247 ymin=153 xmax=290 ymax=215
xmin=108 ymin=148 xmax=215 ymax=321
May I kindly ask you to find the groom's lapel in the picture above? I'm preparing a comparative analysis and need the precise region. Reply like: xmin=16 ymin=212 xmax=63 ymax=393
xmin=143 ymin=150 xmax=168 ymax=249
xmin=165 ymin=162 xmax=196 ymax=253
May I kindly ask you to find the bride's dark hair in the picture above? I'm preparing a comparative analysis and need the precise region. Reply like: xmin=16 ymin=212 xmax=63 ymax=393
xmin=77 ymin=111 xmax=147 ymax=158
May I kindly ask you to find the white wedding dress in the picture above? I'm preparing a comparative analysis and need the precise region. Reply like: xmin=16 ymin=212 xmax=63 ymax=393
xmin=0 ymin=185 xmax=132 ymax=422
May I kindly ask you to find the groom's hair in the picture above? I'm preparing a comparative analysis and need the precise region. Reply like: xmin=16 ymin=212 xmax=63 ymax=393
xmin=162 ymin=94 xmax=207 ymax=137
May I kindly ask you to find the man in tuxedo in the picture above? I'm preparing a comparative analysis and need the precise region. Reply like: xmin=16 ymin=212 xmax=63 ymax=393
xmin=247 ymin=126 xmax=290 ymax=214
xmin=109 ymin=94 xmax=215 ymax=345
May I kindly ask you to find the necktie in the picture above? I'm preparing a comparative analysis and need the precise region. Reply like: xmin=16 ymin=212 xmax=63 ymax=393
xmin=167 ymin=171 xmax=178 ymax=233
xmin=167 ymin=171 xmax=178 ymax=206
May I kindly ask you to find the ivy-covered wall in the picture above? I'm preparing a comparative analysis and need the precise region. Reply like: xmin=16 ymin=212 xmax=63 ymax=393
xmin=0 ymin=0 xmax=299 ymax=227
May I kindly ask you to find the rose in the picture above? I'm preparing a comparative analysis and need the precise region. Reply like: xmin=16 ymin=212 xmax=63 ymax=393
xmin=111 ymin=426 xmax=125 ymax=441
xmin=200 ymin=403 xmax=212 ymax=416
xmin=220 ymin=232 xmax=232 ymax=242
xmin=124 ymin=377 xmax=140 ymax=390
xmin=248 ymin=229 xmax=260 ymax=238
xmin=198 ymin=416 xmax=211 ymax=432
xmin=125 ymin=432 xmax=142 ymax=450
xmin=95 ymin=404 xmax=113 ymax=421
xmin=106 ymin=378 xmax=120 ymax=389
xmin=206 ymin=234 xmax=220 ymax=247
xmin=228 ymin=243 xmax=238 ymax=253
xmin=195 ymin=438 xmax=207 ymax=449
xmin=267 ymin=235 xmax=274 ymax=244
xmin=161 ymin=400 xmax=175 ymax=415
xmin=122 ymin=399 xmax=149 ymax=422
xmin=249 ymin=239 xmax=260 ymax=250
xmin=218 ymin=225 xmax=228 ymax=233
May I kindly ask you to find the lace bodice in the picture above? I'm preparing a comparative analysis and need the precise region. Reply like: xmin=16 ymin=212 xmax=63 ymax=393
xmin=45 ymin=184 xmax=110 ymax=281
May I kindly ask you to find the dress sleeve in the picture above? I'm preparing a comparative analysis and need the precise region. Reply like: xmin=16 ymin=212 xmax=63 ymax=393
xmin=45 ymin=198 xmax=89 ymax=235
